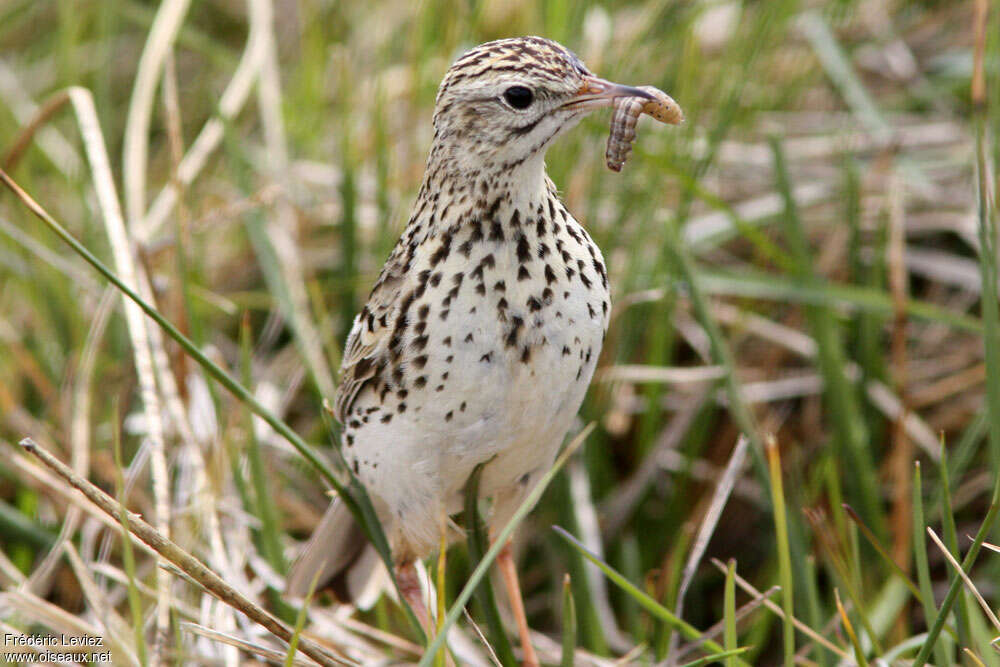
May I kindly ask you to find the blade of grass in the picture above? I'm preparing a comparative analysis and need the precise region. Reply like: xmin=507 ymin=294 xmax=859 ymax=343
xmin=913 ymin=462 xmax=956 ymax=666
xmin=138 ymin=0 xmax=270 ymax=242
xmin=765 ymin=436 xmax=795 ymax=666
xmin=434 ymin=524 xmax=447 ymax=667
xmin=835 ymin=588 xmax=869 ymax=667
xmin=935 ymin=411 xmax=988 ymax=513
xmin=255 ymin=12 xmax=338 ymax=398
xmin=966 ymin=648 xmax=989 ymax=667
xmin=693 ymin=269 xmax=983 ymax=334
xmin=672 ymin=434 xmax=750 ymax=657
xmin=560 ymin=574 xmax=577 ymax=667
xmin=463 ymin=461 xmax=517 ymax=666
xmin=551 ymin=460 xmax=608 ymax=655
xmin=417 ymin=423 xmax=596 ymax=667
xmin=724 ymin=559 xmax=737 ymax=667
xmin=0 ymin=500 xmax=56 ymax=551
xmin=618 ymin=535 xmax=645 ymax=645
xmin=677 ymin=648 xmax=751 ymax=667
xmin=972 ymin=0 xmax=1000 ymax=481
xmin=239 ymin=314 xmax=284 ymax=570
xmin=112 ymin=411 xmax=148 ymax=667
xmin=121 ymin=0 xmax=191 ymax=224
xmin=285 ymin=570 xmax=321 ymax=667
xmin=673 ymin=585 xmax=780 ymax=664
xmin=239 ymin=312 xmax=292 ymax=622
xmin=841 ymin=504 xmax=923 ymax=601
xmin=803 ymin=506 xmax=884 ymax=656
xmin=939 ymin=438 xmax=973 ymax=648
xmin=661 ymin=219 xmax=762 ymax=455
xmin=226 ymin=129 xmax=336 ymax=399
xmin=553 ymin=526 xmax=749 ymax=665
xmin=802 ymin=555 xmax=832 ymax=667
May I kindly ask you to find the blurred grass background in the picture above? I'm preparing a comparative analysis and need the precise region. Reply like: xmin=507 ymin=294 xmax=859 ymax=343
xmin=1 ymin=0 xmax=999 ymax=664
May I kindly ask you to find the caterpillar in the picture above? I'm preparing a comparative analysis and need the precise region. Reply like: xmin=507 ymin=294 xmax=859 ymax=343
xmin=606 ymin=86 xmax=683 ymax=172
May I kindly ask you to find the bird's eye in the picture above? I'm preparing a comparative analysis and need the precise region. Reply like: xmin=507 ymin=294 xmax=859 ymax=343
xmin=502 ymin=86 xmax=534 ymax=110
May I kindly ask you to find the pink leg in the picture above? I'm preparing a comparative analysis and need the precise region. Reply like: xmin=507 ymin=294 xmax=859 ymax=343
xmin=497 ymin=541 xmax=540 ymax=667
xmin=396 ymin=560 xmax=433 ymax=635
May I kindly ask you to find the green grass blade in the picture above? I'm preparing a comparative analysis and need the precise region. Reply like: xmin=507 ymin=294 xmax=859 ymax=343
xmin=552 ymin=526 xmax=748 ymax=665
xmin=0 ymin=499 xmax=56 ymax=551
xmin=939 ymin=440 xmax=972 ymax=648
xmin=802 ymin=555 xmax=833 ymax=667
xmin=693 ymin=269 xmax=983 ymax=334
xmin=112 ymin=406 xmax=148 ymax=667
xmin=841 ymin=504 xmax=923 ymax=602
xmin=240 ymin=315 xmax=285 ymax=570
xmin=835 ymin=589 xmax=869 ymax=667
xmin=724 ymin=559 xmax=737 ymax=667
xmin=677 ymin=648 xmax=751 ymax=667
xmin=560 ymin=574 xmax=577 ymax=667
xmin=765 ymin=438 xmax=794 ymax=666
xmin=463 ymin=461 xmax=517 ymax=666
xmin=912 ymin=462 xmax=955 ymax=666
xmin=972 ymin=7 xmax=1000 ymax=476
xmin=285 ymin=570 xmax=321 ymax=667
xmin=240 ymin=313 xmax=293 ymax=622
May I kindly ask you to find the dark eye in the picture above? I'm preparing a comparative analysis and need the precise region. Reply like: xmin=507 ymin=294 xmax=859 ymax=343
xmin=503 ymin=86 xmax=534 ymax=109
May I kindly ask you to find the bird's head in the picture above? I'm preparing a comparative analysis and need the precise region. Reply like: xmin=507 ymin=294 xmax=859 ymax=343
xmin=429 ymin=36 xmax=653 ymax=177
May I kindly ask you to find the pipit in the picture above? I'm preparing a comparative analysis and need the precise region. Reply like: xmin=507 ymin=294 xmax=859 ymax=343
xmin=287 ymin=36 xmax=682 ymax=665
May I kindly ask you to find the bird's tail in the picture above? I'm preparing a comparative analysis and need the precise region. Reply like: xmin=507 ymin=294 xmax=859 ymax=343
xmin=285 ymin=497 xmax=386 ymax=607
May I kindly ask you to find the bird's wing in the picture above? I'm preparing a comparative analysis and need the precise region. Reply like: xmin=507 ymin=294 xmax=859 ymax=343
xmin=332 ymin=244 xmax=409 ymax=423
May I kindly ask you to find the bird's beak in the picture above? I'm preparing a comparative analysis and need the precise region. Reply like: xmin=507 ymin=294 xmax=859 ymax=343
xmin=563 ymin=76 xmax=655 ymax=111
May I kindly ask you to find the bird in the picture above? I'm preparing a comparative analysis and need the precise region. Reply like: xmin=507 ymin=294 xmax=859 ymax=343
xmin=287 ymin=36 xmax=677 ymax=665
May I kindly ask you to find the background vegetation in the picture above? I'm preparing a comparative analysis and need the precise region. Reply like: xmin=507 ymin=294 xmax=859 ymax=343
xmin=1 ymin=0 xmax=999 ymax=664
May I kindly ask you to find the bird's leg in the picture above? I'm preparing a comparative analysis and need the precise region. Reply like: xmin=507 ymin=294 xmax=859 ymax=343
xmin=497 ymin=540 xmax=540 ymax=667
xmin=396 ymin=560 xmax=433 ymax=636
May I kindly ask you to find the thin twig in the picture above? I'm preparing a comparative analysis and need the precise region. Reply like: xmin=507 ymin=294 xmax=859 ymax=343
xmin=667 ymin=435 xmax=750 ymax=663
xmin=926 ymin=528 xmax=1000 ymax=634
xmin=18 ymin=437 xmax=350 ymax=667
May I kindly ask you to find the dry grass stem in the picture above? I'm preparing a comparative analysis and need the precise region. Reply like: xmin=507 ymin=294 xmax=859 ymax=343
xmin=18 ymin=438 xmax=351 ymax=667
